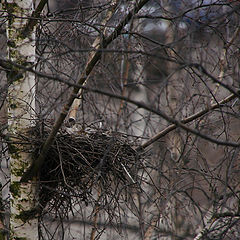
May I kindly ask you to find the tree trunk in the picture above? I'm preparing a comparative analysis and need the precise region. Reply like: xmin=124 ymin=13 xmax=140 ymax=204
xmin=4 ymin=1 xmax=38 ymax=239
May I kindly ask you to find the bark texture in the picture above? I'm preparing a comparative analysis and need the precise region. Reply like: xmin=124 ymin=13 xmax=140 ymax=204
xmin=5 ymin=0 xmax=38 ymax=239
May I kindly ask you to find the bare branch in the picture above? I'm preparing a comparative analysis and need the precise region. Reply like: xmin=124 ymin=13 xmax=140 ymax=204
xmin=1 ymin=56 xmax=238 ymax=151
xmin=21 ymin=0 xmax=151 ymax=182
xmin=137 ymin=93 xmax=237 ymax=151
xmin=21 ymin=0 xmax=48 ymax=37
xmin=68 ymin=0 xmax=118 ymax=124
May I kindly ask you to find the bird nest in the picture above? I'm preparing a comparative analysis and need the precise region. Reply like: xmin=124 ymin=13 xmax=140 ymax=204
xmin=25 ymin=122 xmax=142 ymax=216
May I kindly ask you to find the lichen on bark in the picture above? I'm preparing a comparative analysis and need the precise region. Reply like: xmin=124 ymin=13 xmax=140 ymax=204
xmin=4 ymin=0 xmax=38 ymax=239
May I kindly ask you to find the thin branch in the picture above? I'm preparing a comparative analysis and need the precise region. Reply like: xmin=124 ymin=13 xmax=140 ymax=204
xmin=21 ymin=0 xmax=48 ymax=37
xmin=143 ymin=215 xmax=159 ymax=240
xmin=90 ymin=188 xmax=101 ymax=240
xmin=3 ymin=44 xmax=239 ymax=100
xmin=211 ymin=25 xmax=240 ymax=104
xmin=44 ymin=216 xmax=140 ymax=232
xmin=68 ymin=1 xmax=118 ymax=124
xmin=1 ymin=56 xmax=238 ymax=152
xmin=21 ymin=0 xmax=151 ymax=182
xmin=190 ymin=63 xmax=240 ymax=98
xmin=194 ymin=211 xmax=240 ymax=240
xmin=137 ymin=93 xmax=237 ymax=151
xmin=115 ymin=19 xmax=134 ymax=129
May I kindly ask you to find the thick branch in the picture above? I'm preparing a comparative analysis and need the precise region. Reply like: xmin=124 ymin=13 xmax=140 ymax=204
xmin=21 ymin=0 xmax=150 ymax=182
xmin=68 ymin=0 xmax=118 ymax=123
xmin=68 ymin=0 xmax=151 ymax=123
xmin=1 ymin=56 xmax=239 ymax=150
xmin=21 ymin=0 xmax=48 ymax=37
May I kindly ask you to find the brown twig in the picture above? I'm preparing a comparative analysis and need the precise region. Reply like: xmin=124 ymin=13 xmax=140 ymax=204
xmin=2 ymin=55 xmax=238 ymax=151
xmin=68 ymin=1 xmax=118 ymax=124
xmin=211 ymin=25 xmax=240 ymax=104
xmin=137 ymin=93 xmax=237 ymax=151
xmin=21 ymin=0 xmax=150 ymax=182
xmin=21 ymin=0 xmax=48 ymax=37
xmin=143 ymin=215 xmax=159 ymax=240
xmin=90 ymin=188 xmax=101 ymax=240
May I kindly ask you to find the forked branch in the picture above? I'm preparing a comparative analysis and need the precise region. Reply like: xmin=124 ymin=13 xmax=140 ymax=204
xmin=21 ymin=0 xmax=150 ymax=182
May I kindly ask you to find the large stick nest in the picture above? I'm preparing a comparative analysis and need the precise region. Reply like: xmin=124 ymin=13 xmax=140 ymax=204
xmin=25 ymin=121 xmax=142 ymax=215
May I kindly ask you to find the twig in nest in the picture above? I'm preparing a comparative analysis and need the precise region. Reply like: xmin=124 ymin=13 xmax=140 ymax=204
xmin=20 ymin=122 xmax=142 ymax=217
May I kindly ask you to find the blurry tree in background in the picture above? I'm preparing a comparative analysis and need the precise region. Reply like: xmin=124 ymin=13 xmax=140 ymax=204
xmin=0 ymin=0 xmax=240 ymax=239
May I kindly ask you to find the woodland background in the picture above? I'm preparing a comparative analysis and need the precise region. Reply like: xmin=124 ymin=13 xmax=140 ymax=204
xmin=0 ymin=0 xmax=240 ymax=239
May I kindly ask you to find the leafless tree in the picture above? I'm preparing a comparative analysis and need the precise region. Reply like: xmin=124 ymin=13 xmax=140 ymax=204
xmin=0 ymin=0 xmax=240 ymax=239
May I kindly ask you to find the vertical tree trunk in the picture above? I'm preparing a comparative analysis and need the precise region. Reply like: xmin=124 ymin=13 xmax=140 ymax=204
xmin=4 ymin=1 xmax=38 ymax=239
xmin=129 ymin=17 xmax=148 ymax=137
xmin=160 ymin=1 xmax=183 ymax=239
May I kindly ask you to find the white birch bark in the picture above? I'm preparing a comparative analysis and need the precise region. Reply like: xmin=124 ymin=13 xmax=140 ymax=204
xmin=4 ymin=0 xmax=38 ymax=239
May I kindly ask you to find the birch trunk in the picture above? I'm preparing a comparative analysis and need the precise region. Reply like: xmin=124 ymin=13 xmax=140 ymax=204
xmin=160 ymin=1 xmax=183 ymax=239
xmin=4 ymin=0 xmax=38 ymax=239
